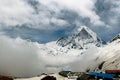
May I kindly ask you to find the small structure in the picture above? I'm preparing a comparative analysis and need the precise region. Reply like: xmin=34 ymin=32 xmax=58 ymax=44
xmin=90 ymin=72 xmax=116 ymax=80
xmin=59 ymin=71 xmax=85 ymax=79
xmin=77 ymin=74 xmax=95 ymax=80
xmin=105 ymin=70 xmax=120 ymax=74
xmin=67 ymin=72 xmax=85 ymax=79
xmin=105 ymin=70 xmax=120 ymax=78
xmin=59 ymin=71 xmax=71 ymax=77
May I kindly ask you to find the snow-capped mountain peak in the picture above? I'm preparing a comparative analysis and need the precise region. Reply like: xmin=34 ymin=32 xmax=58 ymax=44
xmin=77 ymin=26 xmax=98 ymax=40
xmin=56 ymin=26 xmax=103 ymax=49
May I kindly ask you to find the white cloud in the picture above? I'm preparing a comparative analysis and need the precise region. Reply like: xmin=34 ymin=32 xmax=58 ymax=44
xmin=0 ymin=36 xmax=41 ymax=77
xmin=94 ymin=0 xmax=120 ymax=39
xmin=0 ymin=0 xmax=34 ymax=26
xmin=0 ymin=35 xmax=100 ymax=77
xmin=0 ymin=0 xmax=119 ymax=43
xmin=39 ymin=0 xmax=102 ymax=25
xmin=0 ymin=0 xmax=103 ymax=30
xmin=51 ymin=18 xmax=68 ymax=26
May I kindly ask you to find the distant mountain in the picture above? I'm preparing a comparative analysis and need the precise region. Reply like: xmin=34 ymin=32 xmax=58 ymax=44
xmin=41 ymin=26 xmax=104 ymax=71
xmin=56 ymin=26 xmax=103 ymax=50
xmin=35 ymin=26 xmax=105 ymax=72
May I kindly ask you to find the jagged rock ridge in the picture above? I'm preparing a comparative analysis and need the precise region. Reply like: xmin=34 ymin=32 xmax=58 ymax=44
xmin=110 ymin=33 xmax=120 ymax=42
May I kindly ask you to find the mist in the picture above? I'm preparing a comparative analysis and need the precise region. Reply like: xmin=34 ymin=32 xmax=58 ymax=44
xmin=0 ymin=35 xmax=101 ymax=77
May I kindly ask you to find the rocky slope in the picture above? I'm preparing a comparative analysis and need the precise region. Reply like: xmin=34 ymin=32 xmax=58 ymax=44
xmin=93 ymin=37 xmax=120 ymax=72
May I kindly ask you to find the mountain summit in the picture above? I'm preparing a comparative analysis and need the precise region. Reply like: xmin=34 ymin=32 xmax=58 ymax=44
xmin=56 ymin=26 xmax=103 ymax=49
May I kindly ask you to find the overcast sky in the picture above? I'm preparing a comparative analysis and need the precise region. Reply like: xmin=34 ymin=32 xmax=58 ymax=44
xmin=0 ymin=0 xmax=120 ymax=77
xmin=0 ymin=0 xmax=120 ymax=43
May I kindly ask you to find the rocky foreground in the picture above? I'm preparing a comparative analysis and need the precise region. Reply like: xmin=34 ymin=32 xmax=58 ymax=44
xmin=0 ymin=75 xmax=13 ymax=80
xmin=14 ymin=73 xmax=75 ymax=80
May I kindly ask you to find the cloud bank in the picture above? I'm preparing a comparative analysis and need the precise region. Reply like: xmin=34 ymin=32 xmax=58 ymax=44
xmin=0 ymin=35 xmax=100 ymax=77
xmin=0 ymin=0 xmax=34 ymax=26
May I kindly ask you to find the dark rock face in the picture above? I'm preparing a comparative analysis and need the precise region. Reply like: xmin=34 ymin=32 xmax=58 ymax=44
xmin=98 ymin=61 xmax=105 ymax=70
xmin=0 ymin=75 xmax=13 ymax=80
xmin=77 ymin=28 xmax=92 ymax=39
xmin=41 ymin=76 xmax=56 ymax=80
xmin=110 ymin=34 xmax=120 ymax=42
